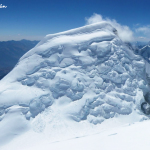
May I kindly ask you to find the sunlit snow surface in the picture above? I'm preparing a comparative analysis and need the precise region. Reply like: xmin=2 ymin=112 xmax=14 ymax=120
xmin=0 ymin=22 xmax=149 ymax=149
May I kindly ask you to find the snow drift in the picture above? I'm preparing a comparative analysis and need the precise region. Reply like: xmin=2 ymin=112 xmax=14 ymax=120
xmin=0 ymin=22 xmax=149 ymax=149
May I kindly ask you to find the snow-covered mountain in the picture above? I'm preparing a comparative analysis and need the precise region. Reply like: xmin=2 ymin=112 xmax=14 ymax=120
xmin=132 ymin=41 xmax=148 ymax=49
xmin=0 ymin=22 xmax=150 ymax=150
xmin=140 ymin=44 xmax=150 ymax=62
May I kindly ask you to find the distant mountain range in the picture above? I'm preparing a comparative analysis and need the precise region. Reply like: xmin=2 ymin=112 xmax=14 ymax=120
xmin=124 ymin=41 xmax=150 ymax=55
xmin=132 ymin=41 xmax=148 ymax=49
xmin=0 ymin=39 xmax=39 ymax=79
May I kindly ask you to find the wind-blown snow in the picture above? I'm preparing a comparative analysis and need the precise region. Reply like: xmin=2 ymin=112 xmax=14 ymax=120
xmin=86 ymin=13 xmax=134 ymax=42
xmin=0 ymin=22 xmax=149 ymax=149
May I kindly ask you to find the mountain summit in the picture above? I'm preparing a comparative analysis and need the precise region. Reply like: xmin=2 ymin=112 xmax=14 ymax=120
xmin=0 ymin=22 xmax=149 ymax=149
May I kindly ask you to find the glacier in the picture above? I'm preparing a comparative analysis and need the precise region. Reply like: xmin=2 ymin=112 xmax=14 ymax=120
xmin=0 ymin=22 xmax=150 ymax=149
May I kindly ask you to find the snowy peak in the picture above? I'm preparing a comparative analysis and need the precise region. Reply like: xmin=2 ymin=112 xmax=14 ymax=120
xmin=0 ymin=22 xmax=149 ymax=129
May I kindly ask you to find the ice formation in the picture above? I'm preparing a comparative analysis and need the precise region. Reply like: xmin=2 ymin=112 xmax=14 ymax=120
xmin=0 ymin=22 xmax=150 ymax=148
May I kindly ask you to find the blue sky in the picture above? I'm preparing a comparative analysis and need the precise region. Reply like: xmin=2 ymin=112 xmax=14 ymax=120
xmin=0 ymin=0 xmax=150 ymax=41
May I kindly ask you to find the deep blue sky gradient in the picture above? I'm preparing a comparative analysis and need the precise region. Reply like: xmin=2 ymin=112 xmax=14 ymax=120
xmin=0 ymin=0 xmax=150 ymax=41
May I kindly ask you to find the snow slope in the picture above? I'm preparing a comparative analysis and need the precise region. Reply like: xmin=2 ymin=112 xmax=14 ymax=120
xmin=0 ymin=22 xmax=150 ymax=149
xmin=3 ymin=120 xmax=150 ymax=150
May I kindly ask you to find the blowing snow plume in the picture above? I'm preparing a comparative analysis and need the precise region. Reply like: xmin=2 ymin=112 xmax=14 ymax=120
xmin=86 ymin=13 xmax=134 ymax=42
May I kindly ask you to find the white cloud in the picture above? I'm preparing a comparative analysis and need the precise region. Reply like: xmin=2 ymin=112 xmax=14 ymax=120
xmin=139 ymin=37 xmax=146 ymax=39
xmin=135 ymin=25 xmax=150 ymax=42
xmin=0 ymin=4 xmax=7 ymax=8
xmin=85 ymin=14 xmax=103 ymax=24
xmin=136 ymin=26 xmax=150 ymax=34
xmin=85 ymin=13 xmax=134 ymax=42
